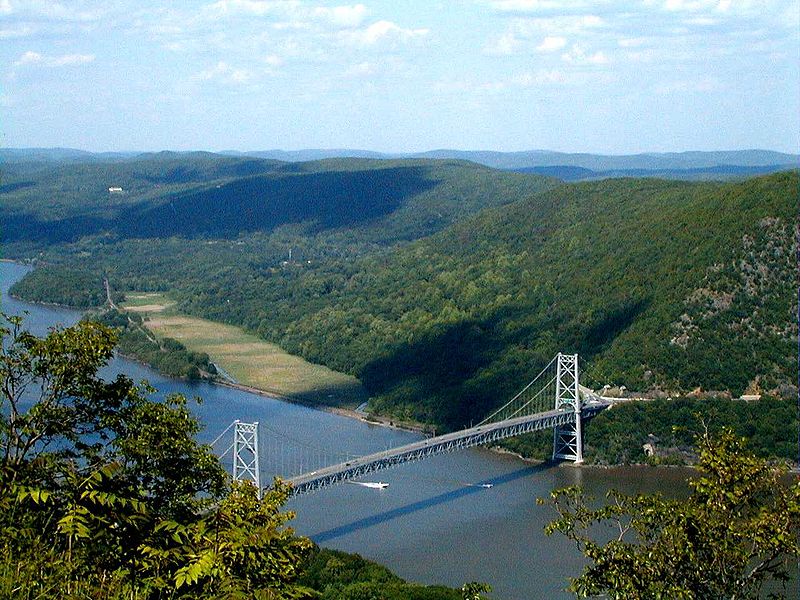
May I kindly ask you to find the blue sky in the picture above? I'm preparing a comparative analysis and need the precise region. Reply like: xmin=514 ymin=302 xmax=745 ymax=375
xmin=2 ymin=0 xmax=798 ymax=153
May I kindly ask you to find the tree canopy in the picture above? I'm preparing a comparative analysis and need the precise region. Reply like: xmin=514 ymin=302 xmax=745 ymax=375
xmin=0 ymin=314 xmax=478 ymax=599
xmin=543 ymin=428 xmax=800 ymax=598
xmin=0 ymin=314 xmax=312 ymax=598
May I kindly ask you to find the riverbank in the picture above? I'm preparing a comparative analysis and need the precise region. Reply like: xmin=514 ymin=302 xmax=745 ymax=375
xmin=5 ymin=266 xmax=429 ymax=437
xmin=208 ymin=377 xmax=431 ymax=434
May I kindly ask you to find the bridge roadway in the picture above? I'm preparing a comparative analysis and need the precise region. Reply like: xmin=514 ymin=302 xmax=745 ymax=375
xmin=286 ymin=401 xmax=609 ymax=496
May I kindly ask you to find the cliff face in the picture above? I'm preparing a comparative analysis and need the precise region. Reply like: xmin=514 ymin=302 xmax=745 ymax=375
xmin=672 ymin=215 xmax=798 ymax=396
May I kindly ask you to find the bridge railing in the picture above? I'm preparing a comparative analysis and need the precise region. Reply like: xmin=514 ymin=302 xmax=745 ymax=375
xmin=287 ymin=401 xmax=609 ymax=496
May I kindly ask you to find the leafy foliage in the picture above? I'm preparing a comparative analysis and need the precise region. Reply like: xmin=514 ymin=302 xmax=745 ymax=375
xmin=0 ymin=314 xmax=309 ymax=598
xmin=298 ymin=547 xmax=464 ymax=600
xmin=9 ymin=264 xmax=112 ymax=307
xmin=543 ymin=429 xmax=800 ymax=598
xmin=0 ymin=314 xmax=470 ymax=599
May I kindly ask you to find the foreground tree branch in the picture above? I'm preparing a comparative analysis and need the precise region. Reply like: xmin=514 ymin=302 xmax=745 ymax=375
xmin=542 ymin=429 xmax=800 ymax=599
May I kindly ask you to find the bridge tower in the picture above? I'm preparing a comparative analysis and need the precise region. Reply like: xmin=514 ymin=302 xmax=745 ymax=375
xmin=233 ymin=420 xmax=261 ymax=496
xmin=552 ymin=353 xmax=583 ymax=463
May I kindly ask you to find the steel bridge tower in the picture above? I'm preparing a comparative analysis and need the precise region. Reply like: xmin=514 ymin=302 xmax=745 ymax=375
xmin=233 ymin=420 xmax=261 ymax=496
xmin=553 ymin=353 xmax=583 ymax=463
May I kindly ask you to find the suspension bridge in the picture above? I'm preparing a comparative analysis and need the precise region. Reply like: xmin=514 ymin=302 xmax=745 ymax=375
xmin=211 ymin=353 xmax=612 ymax=497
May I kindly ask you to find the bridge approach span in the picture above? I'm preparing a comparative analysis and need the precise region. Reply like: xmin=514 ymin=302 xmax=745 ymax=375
xmin=286 ymin=401 xmax=609 ymax=496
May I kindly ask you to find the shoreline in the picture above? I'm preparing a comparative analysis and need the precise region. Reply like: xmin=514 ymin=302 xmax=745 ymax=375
xmin=8 ymin=293 xmax=99 ymax=312
xmin=211 ymin=377 xmax=432 ymax=435
xmin=3 ymin=260 xmax=425 ymax=439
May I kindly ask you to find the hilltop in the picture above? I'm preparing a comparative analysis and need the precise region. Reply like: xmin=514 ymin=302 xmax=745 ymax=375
xmin=3 ymin=146 xmax=796 ymax=180
xmin=0 ymin=153 xmax=554 ymax=247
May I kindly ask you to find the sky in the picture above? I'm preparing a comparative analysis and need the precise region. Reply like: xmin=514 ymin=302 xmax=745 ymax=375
xmin=1 ymin=0 xmax=798 ymax=154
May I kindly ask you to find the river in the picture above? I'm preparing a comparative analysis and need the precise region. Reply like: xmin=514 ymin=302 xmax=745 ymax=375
xmin=0 ymin=261 xmax=699 ymax=599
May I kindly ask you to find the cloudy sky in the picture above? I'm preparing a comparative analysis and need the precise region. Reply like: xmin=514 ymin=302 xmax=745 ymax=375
xmin=2 ymin=0 xmax=798 ymax=153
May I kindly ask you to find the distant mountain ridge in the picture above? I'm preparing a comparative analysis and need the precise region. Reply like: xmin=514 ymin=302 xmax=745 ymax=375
xmin=0 ymin=153 xmax=555 ymax=246
xmin=515 ymin=163 xmax=800 ymax=182
xmin=407 ymin=149 xmax=799 ymax=170
xmin=3 ymin=147 xmax=797 ymax=177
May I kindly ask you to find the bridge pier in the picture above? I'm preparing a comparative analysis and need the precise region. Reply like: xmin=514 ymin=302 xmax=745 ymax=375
xmin=553 ymin=353 xmax=584 ymax=463
xmin=233 ymin=420 xmax=261 ymax=497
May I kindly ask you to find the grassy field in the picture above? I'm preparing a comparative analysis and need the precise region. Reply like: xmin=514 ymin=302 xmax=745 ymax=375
xmin=122 ymin=293 xmax=368 ymax=407
xmin=121 ymin=291 xmax=174 ymax=311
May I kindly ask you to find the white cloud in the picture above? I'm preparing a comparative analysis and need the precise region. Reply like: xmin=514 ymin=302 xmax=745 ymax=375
xmin=661 ymin=0 xmax=742 ymax=12
xmin=536 ymin=36 xmax=567 ymax=52
xmin=663 ymin=0 xmax=717 ymax=10
xmin=343 ymin=61 xmax=376 ymax=78
xmin=312 ymin=4 xmax=368 ymax=28
xmin=624 ymin=48 xmax=658 ymax=63
xmin=484 ymin=32 xmax=521 ymax=55
xmin=52 ymin=53 xmax=95 ymax=66
xmin=514 ymin=14 xmax=605 ymax=35
xmin=197 ymin=61 xmax=252 ymax=84
xmin=13 ymin=51 xmax=95 ymax=68
xmin=561 ymin=44 xmax=609 ymax=65
xmin=434 ymin=68 xmax=577 ymax=96
xmin=0 ymin=0 xmax=12 ymax=15
xmin=263 ymin=54 xmax=282 ymax=66
xmin=345 ymin=20 xmax=429 ymax=46
xmin=782 ymin=2 xmax=800 ymax=27
xmin=0 ymin=25 xmax=33 ymax=39
xmin=14 ymin=1 xmax=105 ymax=22
xmin=514 ymin=69 xmax=571 ymax=85
xmin=206 ymin=1 xmax=368 ymax=30
xmin=485 ymin=14 xmax=603 ymax=55
xmin=489 ymin=0 xmax=593 ymax=12
xmin=686 ymin=16 xmax=717 ymax=25
xmin=14 ymin=51 xmax=43 ymax=66
xmin=654 ymin=77 xmax=719 ymax=93
xmin=206 ymin=0 xmax=288 ymax=17
xmin=618 ymin=37 xmax=648 ymax=48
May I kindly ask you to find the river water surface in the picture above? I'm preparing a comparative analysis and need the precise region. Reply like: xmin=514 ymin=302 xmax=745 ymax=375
xmin=0 ymin=261 xmax=706 ymax=599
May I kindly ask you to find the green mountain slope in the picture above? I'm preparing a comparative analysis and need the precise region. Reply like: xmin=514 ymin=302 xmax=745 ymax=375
xmin=6 ymin=158 xmax=797 ymax=434
xmin=1 ymin=155 xmax=555 ymax=247
xmin=0 ymin=152 xmax=285 ymax=243
xmin=168 ymin=172 xmax=797 ymax=429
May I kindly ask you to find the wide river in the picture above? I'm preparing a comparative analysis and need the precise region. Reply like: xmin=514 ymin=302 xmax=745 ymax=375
xmin=2 ymin=261 xmax=698 ymax=599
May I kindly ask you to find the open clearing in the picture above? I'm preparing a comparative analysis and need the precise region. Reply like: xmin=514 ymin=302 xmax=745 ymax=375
xmin=122 ymin=292 xmax=175 ymax=313
xmin=121 ymin=293 xmax=367 ymax=407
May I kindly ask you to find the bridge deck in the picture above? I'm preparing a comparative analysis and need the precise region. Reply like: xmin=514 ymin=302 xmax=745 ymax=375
xmin=286 ymin=402 xmax=608 ymax=496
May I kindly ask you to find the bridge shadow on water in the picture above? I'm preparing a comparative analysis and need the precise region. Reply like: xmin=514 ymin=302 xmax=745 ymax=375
xmin=312 ymin=461 xmax=556 ymax=543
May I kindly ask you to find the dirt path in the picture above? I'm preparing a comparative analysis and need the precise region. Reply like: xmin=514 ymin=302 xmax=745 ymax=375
xmin=103 ymin=277 xmax=118 ymax=310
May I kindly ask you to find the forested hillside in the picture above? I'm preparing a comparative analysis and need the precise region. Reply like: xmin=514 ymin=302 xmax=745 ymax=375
xmin=186 ymin=171 xmax=793 ymax=429
xmin=4 ymin=153 xmax=797 ymax=436
xmin=1 ymin=155 xmax=554 ymax=255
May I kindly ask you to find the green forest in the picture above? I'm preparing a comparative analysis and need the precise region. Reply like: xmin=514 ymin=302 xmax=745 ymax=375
xmin=3 ymin=152 xmax=797 ymax=463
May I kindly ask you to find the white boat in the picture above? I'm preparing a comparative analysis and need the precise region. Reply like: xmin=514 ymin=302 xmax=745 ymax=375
xmin=349 ymin=481 xmax=390 ymax=489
